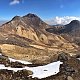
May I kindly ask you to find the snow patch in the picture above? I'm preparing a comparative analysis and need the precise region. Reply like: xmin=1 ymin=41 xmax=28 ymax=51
xmin=0 ymin=53 xmax=2 ymax=56
xmin=28 ymin=61 xmax=63 ymax=79
xmin=0 ymin=61 xmax=62 ymax=79
xmin=77 ymin=58 xmax=80 ymax=60
xmin=0 ymin=64 xmax=24 ymax=72
xmin=9 ymin=58 xmax=32 ymax=64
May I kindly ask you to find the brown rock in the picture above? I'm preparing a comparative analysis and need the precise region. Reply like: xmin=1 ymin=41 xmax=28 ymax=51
xmin=67 ymin=76 xmax=73 ymax=80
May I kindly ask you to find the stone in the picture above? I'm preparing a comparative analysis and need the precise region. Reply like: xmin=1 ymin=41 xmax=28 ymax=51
xmin=67 ymin=76 xmax=73 ymax=80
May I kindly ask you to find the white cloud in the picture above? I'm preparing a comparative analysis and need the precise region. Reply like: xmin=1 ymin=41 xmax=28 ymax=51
xmin=10 ymin=0 xmax=20 ymax=5
xmin=45 ymin=16 xmax=80 ymax=25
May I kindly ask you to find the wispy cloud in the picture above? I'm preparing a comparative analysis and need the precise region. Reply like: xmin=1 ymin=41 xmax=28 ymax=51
xmin=45 ymin=16 xmax=80 ymax=25
xmin=10 ymin=0 xmax=20 ymax=5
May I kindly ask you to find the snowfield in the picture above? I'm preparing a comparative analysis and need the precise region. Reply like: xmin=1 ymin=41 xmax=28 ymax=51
xmin=0 ymin=60 xmax=62 ymax=79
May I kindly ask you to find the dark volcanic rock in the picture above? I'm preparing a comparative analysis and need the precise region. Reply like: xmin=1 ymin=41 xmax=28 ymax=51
xmin=0 ymin=54 xmax=10 ymax=66
xmin=0 ymin=69 xmax=33 ymax=80
xmin=57 ymin=52 xmax=70 ymax=62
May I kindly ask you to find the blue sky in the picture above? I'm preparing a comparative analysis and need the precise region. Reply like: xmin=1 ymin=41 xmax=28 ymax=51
xmin=0 ymin=0 xmax=80 ymax=20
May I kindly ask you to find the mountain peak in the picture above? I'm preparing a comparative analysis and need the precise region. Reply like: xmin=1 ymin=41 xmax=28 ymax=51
xmin=12 ymin=16 xmax=21 ymax=21
xmin=69 ymin=20 xmax=80 ymax=25
xmin=27 ymin=13 xmax=37 ymax=17
xmin=23 ymin=13 xmax=40 ymax=19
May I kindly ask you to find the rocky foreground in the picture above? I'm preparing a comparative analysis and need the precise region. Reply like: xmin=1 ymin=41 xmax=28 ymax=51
xmin=0 ymin=53 xmax=80 ymax=80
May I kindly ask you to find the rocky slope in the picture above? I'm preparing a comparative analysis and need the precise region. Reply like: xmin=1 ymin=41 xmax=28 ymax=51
xmin=0 ymin=13 xmax=79 ymax=64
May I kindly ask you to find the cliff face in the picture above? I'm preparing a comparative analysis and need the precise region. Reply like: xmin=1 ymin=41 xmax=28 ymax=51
xmin=0 ymin=13 xmax=79 ymax=64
